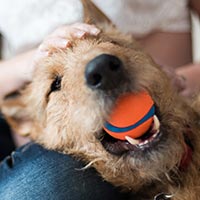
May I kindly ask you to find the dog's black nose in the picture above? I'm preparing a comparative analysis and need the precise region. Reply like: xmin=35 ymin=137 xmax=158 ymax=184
xmin=85 ymin=54 xmax=124 ymax=90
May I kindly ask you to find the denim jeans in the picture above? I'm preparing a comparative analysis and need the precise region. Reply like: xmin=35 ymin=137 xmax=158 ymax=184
xmin=0 ymin=142 xmax=131 ymax=200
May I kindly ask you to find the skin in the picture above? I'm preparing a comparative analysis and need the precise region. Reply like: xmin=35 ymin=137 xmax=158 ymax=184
xmin=138 ymin=0 xmax=200 ymax=97
xmin=0 ymin=24 xmax=100 ymax=100
xmin=0 ymin=28 xmax=194 ymax=99
xmin=176 ymin=0 xmax=200 ymax=97
xmin=137 ymin=32 xmax=192 ymax=69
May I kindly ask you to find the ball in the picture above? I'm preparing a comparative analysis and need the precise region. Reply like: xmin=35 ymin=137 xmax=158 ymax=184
xmin=103 ymin=91 xmax=155 ymax=140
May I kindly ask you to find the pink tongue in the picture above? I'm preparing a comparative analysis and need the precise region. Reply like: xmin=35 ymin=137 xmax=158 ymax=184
xmin=103 ymin=92 xmax=155 ymax=140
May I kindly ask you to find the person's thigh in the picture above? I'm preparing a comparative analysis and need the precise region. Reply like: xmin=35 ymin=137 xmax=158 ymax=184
xmin=0 ymin=142 xmax=130 ymax=200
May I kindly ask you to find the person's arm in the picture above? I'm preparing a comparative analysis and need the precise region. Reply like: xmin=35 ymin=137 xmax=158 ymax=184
xmin=0 ymin=23 xmax=100 ymax=100
xmin=173 ymin=0 xmax=200 ymax=97
xmin=0 ymin=49 xmax=36 ymax=99
xmin=176 ymin=63 xmax=200 ymax=97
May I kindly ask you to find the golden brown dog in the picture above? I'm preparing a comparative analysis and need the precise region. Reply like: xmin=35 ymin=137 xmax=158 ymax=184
xmin=1 ymin=1 xmax=200 ymax=199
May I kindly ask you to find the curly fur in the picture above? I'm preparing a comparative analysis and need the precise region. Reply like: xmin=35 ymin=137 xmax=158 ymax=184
xmin=1 ymin=1 xmax=200 ymax=199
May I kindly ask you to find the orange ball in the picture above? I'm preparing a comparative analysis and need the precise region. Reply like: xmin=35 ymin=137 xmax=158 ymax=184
xmin=103 ymin=91 xmax=155 ymax=140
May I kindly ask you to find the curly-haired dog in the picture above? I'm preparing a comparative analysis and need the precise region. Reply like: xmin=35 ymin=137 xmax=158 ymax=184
xmin=1 ymin=1 xmax=200 ymax=199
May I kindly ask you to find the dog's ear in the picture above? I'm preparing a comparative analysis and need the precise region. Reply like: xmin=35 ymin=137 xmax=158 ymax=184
xmin=81 ymin=0 xmax=113 ymax=27
xmin=0 ymin=91 xmax=32 ymax=136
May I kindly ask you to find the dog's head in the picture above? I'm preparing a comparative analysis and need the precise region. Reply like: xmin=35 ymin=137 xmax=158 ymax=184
xmin=1 ymin=0 xmax=199 ymax=194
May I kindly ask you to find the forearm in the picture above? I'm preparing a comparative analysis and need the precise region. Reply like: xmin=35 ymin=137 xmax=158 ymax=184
xmin=0 ymin=49 xmax=36 ymax=99
xmin=0 ymin=23 xmax=100 ymax=101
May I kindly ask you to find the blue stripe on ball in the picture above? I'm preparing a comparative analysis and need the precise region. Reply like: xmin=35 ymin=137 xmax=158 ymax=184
xmin=104 ymin=105 xmax=155 ymax=133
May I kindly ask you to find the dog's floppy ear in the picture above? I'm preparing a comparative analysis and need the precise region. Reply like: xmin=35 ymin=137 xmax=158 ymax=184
xmin=81 ymin=0 xmax=113 ymax=27
xmin=0 ymin=92 xmax=32 ymax=136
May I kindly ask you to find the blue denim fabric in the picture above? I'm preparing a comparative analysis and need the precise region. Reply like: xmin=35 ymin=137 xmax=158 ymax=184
xmin=0 ymin=142 xmax=130 ymax=200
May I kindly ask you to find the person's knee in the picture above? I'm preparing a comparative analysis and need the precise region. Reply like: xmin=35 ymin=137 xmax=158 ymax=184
xmin=0 ymin=143 xmax=129 ymax=200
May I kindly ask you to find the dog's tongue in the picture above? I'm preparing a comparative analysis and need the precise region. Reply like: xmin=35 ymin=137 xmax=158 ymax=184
xmin=103 ymin=91 xmax=155 ymax=140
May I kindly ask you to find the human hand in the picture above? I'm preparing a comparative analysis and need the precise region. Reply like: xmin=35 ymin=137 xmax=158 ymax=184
xmin=0 ymin=23 xmax=100 ymax=100
xmin=176 ymin=63 xmax=200 ymax=97
xmin=161 ymin=63 xmax=200 ymax=98
xmin=161 ymin=65 xmax=186 ymax=93
xmin=31 ymin=23 xmax=100 ymax=76
xmin=30 ymin=23 xmax=100 ymax=78
xmin=36 ymin=23 xmax=100 ymax=58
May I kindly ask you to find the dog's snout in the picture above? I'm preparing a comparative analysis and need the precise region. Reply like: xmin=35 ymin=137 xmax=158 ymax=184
xmin=85 ymin=54 xmax=124 ymax=90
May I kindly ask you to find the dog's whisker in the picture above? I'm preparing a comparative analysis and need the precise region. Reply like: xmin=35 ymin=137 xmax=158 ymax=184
xmin=1 ymin=0 xmax=200 ymax=199
xmin=75 ymin=158 xmax=103 ymax=171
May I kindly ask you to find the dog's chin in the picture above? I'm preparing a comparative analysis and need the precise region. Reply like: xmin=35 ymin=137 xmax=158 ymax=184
xmin=101 ymin=129 xmax=164 ymax=156
xmin=100 ymin=107 xmax=167 ymax=159
xmin=101 ymin=122 xmax=165 ymax=157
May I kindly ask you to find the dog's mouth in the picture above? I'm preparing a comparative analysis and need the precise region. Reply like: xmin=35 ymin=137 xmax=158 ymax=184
xmin=101 ymin=114 xmax=162 ymax=156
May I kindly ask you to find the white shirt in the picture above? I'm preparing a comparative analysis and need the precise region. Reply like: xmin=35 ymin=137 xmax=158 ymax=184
xmin=0 ymin=0 xmax=190 ymax=58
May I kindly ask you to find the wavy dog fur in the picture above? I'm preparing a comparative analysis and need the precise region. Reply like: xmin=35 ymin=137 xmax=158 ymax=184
xmin=1 ymin=1 xmax=200 ymax=199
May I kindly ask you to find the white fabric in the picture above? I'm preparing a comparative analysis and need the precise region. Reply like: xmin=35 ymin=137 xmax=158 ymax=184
xmin=94 ymin=0 xmax=190 ymax=36
xmin=0 ymin=0 xmax=190 ymax=58
xmin=0 ymin=0 xmax=83 ymax=58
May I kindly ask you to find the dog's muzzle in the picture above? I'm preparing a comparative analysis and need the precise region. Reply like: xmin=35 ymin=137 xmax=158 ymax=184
xmin=85 ymin=54 xmax=125 ymax=90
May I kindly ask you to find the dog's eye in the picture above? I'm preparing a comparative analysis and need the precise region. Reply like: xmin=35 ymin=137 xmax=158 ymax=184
xmin=49 ymin=76 xmax=62 ymax=94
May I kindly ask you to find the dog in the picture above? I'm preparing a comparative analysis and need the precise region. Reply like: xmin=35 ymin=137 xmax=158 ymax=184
xmin=1 ymin=0 xmax=200 ymax=199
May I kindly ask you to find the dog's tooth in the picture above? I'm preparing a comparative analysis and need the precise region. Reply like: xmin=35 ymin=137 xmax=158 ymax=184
xmin=152 ymin=132 xmax=157 ymax=138
xmin=153 ymin=115 xmax=160 ymax=131
xmin=139 ymin=140 xmax=149 ymax=146
xmin=144 ymin=140 xmax=148 ymax=144
xmin=125 ymin=136 xmax=140 ymax=145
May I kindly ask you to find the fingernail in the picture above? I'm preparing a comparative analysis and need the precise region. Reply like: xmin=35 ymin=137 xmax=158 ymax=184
xmin=74 ymin=30 xmax=86 ymax=38
xmin=91 ymin=28 xmax=100 ymax=35
xmin=57 ymin=39 xmax=71 ymax=48
xmin=35 ymin=50 xmax=49 ymax=59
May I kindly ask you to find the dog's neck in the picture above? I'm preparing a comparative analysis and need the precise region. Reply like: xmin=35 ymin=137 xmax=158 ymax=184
xmin=179 ymin=135 xmax=193 ymax=171
xmin=153 ymin=130 xmax=194 ymax=200
xmin=134 ymin=129 xmax=194 ymax=200
xmin=179 ymin=129 xmax=194 ymax=171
